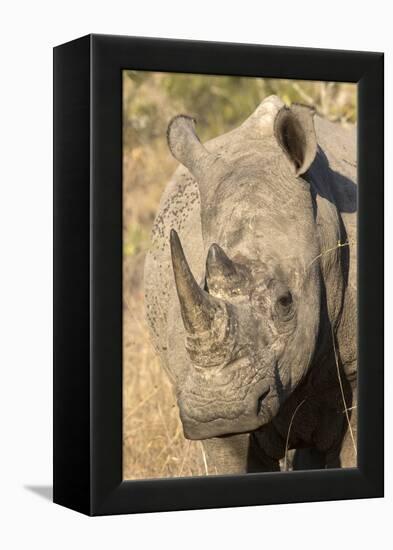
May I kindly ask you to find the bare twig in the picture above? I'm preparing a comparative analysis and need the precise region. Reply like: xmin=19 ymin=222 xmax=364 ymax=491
xmin=283 ymin=399 xmax=307 ymax=471
xmin=331 ymin=324 xmax=357 ymax=456
xmin=159 ymin=455 xmax=171 ymax=475
xmin=178 ymin=440 xmax=191 ymax=477
xmin=308 ymin=240 xmax=350 ymax=269
xmin=199 ymin=442 xmax=209 ymax=475
xmin=342 ymin=405 xmax=357 ymax=414
xmin=157 ymin=402 xmax=172 ymax=447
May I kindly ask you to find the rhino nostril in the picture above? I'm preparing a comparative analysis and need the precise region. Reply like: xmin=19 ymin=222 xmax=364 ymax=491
xmin=257 ymin=388 xmax=270 ymax=415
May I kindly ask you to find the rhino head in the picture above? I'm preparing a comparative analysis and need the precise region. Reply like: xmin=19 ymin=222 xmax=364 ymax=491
xmin=167 ymin=98 xmax=325 ymax=440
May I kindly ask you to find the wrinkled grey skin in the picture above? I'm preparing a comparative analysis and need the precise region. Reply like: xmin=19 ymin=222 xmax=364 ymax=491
xmin=144 ymin=96 xmax=357 ymax=473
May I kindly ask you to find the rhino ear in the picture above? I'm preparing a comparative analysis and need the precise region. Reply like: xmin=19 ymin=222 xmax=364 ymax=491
xmin=167 ymin=115 xmax=212 ymax=178
xmin=166 ymin=115 xmax=228 ymax=209
xmin=274 ymin=104 xmax=317 ymax=176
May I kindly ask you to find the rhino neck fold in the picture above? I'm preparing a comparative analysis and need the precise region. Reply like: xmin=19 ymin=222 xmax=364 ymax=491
xmin=308 ymin=161 xmax=356 ymax=376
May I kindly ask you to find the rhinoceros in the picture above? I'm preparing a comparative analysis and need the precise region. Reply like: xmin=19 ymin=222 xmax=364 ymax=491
xmin=144 ymin=95 xmax=357 ymax=473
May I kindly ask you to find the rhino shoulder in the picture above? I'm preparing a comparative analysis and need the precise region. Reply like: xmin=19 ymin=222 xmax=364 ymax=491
xmin=315 ymin=116 xmax=357 ymax=211
xmin=315 ymin=116 xmax=357 ymax=175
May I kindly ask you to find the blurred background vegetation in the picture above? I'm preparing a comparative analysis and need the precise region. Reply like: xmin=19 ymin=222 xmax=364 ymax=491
xmin=122 ymin=71 xmax=356 ymax=480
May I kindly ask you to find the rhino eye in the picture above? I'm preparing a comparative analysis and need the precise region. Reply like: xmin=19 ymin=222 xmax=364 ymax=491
xmin=278 ymin=292 xmax=292 ymax=308
xmin=275 ymin=291 xmax=294 ymax=320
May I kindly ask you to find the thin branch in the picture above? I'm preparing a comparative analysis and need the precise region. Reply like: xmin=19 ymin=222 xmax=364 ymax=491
xmin=342 ymin=405 xmax=357 ymax=414
xmin=178 ymin=440 xmax=191 ymax=477
xmin=157 ymin=402 xmax=172 ymax=447
xmin=331 ymin=324 xmax=357 ymax=456
xmin=199 ymin=442 xmax=209 ymax=475
xmin=307 ymin=240 xmax=350 ymax=269
xmin=283 ymin=399 xmax=307 ymax=471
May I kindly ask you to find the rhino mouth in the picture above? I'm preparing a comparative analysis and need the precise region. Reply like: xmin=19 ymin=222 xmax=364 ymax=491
xmin=179 ymin=385 xmax=274 ymax=440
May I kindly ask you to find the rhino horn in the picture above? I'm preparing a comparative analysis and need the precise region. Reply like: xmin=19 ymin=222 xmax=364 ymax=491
xmin=206 ymin=243 xmax=238 ymax=280
xmin=170 ymin=229 xmax=220 ymax=334
xmin=206 ymin=243 xmax=249 ymax=295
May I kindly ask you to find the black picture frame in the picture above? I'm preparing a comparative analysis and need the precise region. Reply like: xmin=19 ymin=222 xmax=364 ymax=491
xmin=53 ymin=34 xmax=384 ymax=516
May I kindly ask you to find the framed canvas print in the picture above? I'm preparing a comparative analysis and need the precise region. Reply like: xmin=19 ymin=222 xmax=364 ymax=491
xmin=53 ymin=34 xmax=384 ymax=516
